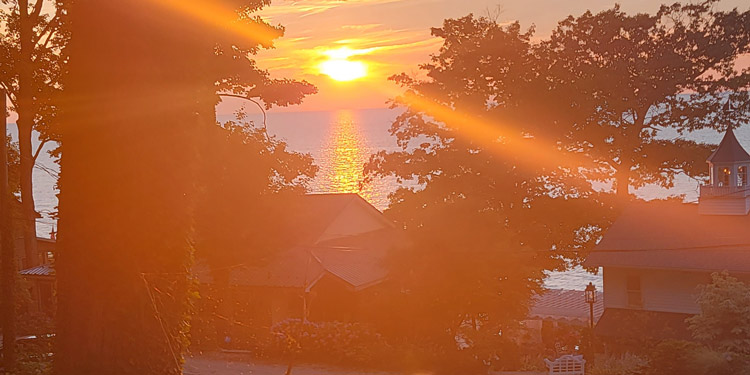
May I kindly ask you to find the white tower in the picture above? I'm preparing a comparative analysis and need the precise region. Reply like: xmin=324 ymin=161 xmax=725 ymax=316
xmin=699 ymin=125 xmax=750 ymax=215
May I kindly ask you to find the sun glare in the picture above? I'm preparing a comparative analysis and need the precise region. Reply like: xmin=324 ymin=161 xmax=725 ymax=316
xmin=318 ymin=47 xmax=370 ymax=82
xmin=320 ymin=59 xmax=367 ymax=81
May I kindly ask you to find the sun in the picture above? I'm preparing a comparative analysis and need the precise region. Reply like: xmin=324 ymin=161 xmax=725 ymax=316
xmin=320 ymin=58 xmax=367 ymax=82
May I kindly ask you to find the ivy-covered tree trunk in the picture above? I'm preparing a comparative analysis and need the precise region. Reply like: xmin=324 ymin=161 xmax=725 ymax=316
xmin=55 ymin=1 xmax=215 ymax=373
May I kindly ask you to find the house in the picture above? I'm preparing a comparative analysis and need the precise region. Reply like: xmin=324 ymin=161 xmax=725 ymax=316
xmin=585 ymin=125 xmax=750 ymax=346
xmin=194 ymin=193 xmax=404 ymax=346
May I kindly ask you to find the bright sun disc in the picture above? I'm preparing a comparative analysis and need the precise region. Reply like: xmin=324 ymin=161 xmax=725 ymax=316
xmin=320 ymin=59 xmax=367 ymax=82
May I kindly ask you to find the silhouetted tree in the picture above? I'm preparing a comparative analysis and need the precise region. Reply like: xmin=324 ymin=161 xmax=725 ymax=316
xmin=365 ymin=4 xmax=750 ymax=366
xmin=365 ymin=17 xmax=612 ymax=371
xmin=541 ymin=0 xmax=750 ymax=197
xmin=55 ymin=0 xmax=314 ymax=374
xmin=0 ymin=0 xmax=67 ymax=267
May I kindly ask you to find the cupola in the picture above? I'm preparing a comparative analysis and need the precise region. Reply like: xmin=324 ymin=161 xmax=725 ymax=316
xmin=699 ymin=121 xmax=750 ymax=215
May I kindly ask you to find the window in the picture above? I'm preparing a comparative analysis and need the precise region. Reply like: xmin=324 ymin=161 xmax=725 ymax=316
xmin=720 ymin=167 xmax=731 ymax=186
xmin=739 ymin=166 xmax=747 ymax=187
xmin=626 ymin=274 xmax=643 ymax=308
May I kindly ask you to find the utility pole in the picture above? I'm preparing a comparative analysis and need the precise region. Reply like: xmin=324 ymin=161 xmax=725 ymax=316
xmin=0 ymin=87 xmax=17 ymax=371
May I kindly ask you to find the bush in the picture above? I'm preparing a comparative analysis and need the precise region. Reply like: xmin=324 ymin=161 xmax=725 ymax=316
xmin=589 ymin=353 xmax=647 ymax=375
xmin=645 ymin=340 xmax=750 ymax=375
xmin=267 ymin=319 xmax=392 ymax=368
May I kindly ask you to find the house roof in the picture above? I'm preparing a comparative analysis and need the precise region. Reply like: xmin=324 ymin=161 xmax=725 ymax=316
xmin=229 ymin=245 xmax=388 ymax=291
xmin=585 ymin=201 xmax=750 ymax=272
xmin=288 ymin=193 xmax=393 ymax=245
xmin=707 ymin=126 xmax=750 ymax=163
xmin=594 ymin=308 xmax=693 ymax=341
xmin=528 ymin=289 xmax=604 ymax=324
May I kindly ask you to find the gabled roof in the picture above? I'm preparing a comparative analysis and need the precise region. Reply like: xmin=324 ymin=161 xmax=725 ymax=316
xmin=229 ymin=245 xmax=388 ymax=291
xmin=707 ymin=127 xmax=750 ymax=163
xmin=288 ymin=193 xmax=393 ymax=245
xmin=585 ymin=200 xmax=750 ymax=272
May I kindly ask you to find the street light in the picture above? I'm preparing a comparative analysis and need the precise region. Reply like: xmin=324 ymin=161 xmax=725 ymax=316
xmin=584 ymin=282 xmax=596 ymax=329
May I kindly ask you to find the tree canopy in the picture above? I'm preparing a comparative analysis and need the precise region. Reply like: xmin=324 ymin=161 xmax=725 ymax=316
xmin=688 ymin=272 xmax=750 ymax=355
xmin=365 ymin=0 xmax=750 ymax=366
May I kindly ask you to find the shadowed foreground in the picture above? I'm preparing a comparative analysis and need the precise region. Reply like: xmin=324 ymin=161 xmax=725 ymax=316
xmin=184 ymin=354 xmax=394 ymax=375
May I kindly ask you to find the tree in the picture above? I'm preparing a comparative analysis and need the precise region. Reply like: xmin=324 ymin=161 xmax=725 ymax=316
xmin=0 ymin=0 xmax=67 ymax=267
xmin=688 ymin=272 xmax=750 ymax=355
xmin=542 ymin=1 xmax=750 ymax=197
xmin=193 ymin=114 xmax=316 ymax=345
xmin=1 ymin=89 xmax=18 ymax=372
xmin=55 ymin=0 xmax=314 ymax=373
xmin=364 ymin=16 xmax=612 ymax=371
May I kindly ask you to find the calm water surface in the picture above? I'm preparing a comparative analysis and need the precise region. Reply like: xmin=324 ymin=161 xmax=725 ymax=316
xmin=27 ymin=108 xmax=748 ymax=290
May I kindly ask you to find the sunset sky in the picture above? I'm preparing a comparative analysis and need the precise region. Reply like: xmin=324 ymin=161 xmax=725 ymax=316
xmin=216 ymin=0 xmax=750 ymax=115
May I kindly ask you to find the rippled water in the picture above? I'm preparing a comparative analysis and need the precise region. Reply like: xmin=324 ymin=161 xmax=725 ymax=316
xmin=19 ymin=107 xmax=748 ymax=290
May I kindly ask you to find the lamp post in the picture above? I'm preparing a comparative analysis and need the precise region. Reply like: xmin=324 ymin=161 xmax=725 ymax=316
xmin=584 ymin=282 xmax=596 ymax=365
xmin=584 ymin=282 xmax=596 ymax=330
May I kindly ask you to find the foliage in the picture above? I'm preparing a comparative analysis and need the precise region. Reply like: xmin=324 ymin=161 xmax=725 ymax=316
xmin=589 ymin=353 xmax=648 ymax=375
xmin=688 ymin=271 xmax=750 ymax=354
xmin=267 ymin=319 xmax=391 ymax=368
xmin=0 ymin=0 xmax=67 ymax=146
xmin=3 ymin=136 xmax=19 ymax=194
xmin=364 ymin=10 xmax=614 ymax=368
xmin=364 ymin=2 xmax=750 ymax=368
xmin=194 ymin=115 xmax=316 ymax=271
xmin=541 ymin=0 xmax=750 ymax=195
xmin=645 ymin=339 xmax=750 ymax=375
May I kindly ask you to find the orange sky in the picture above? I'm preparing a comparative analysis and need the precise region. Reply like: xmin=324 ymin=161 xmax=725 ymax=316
xmin=215 ymin=0 xmax=750 ymax=115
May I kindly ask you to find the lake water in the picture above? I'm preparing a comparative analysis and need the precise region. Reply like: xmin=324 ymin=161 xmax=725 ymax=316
xmin=22 ymin=107 xmax=748 ymax=291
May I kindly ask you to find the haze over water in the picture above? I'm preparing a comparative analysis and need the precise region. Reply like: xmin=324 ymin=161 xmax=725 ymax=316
xmin=25 ymin=107 xmax=750 ymax=290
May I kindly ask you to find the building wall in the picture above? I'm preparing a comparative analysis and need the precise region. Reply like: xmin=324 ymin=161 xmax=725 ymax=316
xmin=603 ymin=267 xmax=713 ymax=314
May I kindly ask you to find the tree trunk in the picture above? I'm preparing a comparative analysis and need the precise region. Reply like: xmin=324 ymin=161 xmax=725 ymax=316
xmin=54 ymin=1 xmax=215 ymax=374
xmin=17 ymin=0 xmax=39 ymax=268
xmin=615 ymin=167 xmax=630 ymax=199
xmin=1 ymin=88 xmax=17 ymax=372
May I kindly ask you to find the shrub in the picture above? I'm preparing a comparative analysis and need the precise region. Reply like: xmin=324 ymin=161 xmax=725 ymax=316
xmin=589 ymin=353 xmax=648 ymax=375
xmin=644 ymin=340 xmax=750 ymax=375
xmin=268 ymin=319 xmax=392 ymax=368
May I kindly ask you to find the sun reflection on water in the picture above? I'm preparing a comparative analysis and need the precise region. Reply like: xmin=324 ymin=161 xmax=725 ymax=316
xmin=319 ymin=110 xmax=374 ymax=203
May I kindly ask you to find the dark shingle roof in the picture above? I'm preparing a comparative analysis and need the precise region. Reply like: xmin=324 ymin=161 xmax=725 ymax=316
xmin=595 ymin=308 xmax=693 ymax=341
xmin=707 ymin=127 xmax=750 ymax=163
xmin=585 ymin=201 xmax=750 ymax=272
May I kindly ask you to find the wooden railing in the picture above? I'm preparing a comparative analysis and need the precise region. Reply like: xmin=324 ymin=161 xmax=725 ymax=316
xmin=700 ymin=185 xmax=750 ymax=198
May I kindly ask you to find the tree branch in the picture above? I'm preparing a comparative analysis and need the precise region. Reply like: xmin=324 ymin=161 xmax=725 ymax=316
xmin=217 ymin=93 xmax=269 ymax=140
xmin=32 ymin=138 xmax=50 ymax=164
xmin=34 ymin=8 xmax=61 ymax=48
xmin=0 ymin=83 xmax=18 ymax=109
xmin=31 ymin=0 xmax=44 ymax=18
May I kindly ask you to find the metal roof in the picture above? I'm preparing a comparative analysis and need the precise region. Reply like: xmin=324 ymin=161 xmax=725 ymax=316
xmin=585 ymin=201 xmax=750 ymax=272
xmin=19 ymin=263 xmax=55 ymax=277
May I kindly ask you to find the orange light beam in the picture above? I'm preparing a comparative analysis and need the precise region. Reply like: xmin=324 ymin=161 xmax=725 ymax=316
xmin=151 ymin=0 xmax=282 ymax=46
xmin=394 ymin=90 xmax=597 ymax=173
